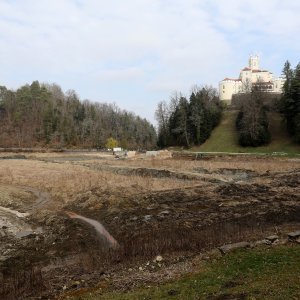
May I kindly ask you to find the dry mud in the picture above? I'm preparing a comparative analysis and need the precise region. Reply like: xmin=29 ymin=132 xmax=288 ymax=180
xmin=0 ymin=153 xmax=299 ymax=299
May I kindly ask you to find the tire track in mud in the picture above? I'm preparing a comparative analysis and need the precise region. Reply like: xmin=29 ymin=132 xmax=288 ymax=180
xmin=72 ymin=163 xmax=237 ymax=184
xmin=19 ymin=186 xmax=51 ymax=212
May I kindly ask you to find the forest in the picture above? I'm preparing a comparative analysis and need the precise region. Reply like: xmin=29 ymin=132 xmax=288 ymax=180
xmin=0 ymin=81 xmax=157 ymax=149
xmin=155 ymin=86 xmax=223 ymax=148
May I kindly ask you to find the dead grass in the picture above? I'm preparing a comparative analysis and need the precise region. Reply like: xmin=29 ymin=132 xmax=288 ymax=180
xmin=0 ymin=153 xmax=298 ymax=210
xmin=4 ymin=151 xmax=299 ymax=173
xmin=0 ymin=160 xmax=200 ymax=207
xmin=103 ymin=156 xmax=299 ymax=174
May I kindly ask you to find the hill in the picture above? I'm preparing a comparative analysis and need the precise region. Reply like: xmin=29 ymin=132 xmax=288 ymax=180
xmin=191 ymin=110 xmax=300 ymax=155
xmin=0 ymin=81 xmax=156 ymax=149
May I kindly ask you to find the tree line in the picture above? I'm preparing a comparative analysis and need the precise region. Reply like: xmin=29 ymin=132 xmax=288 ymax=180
xmin=155 ymin=86 xmax=223 ymax=148
xmin=0 ymin=81 xmax=157 ymax=149
xmin=280 ymin=61 xmax=300 ymax=143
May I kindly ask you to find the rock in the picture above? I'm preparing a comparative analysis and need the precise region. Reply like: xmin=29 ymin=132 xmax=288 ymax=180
xmin=272 ymin=239 xmax=280 ymax=245
xmin=155 ymin=255 xmax=163 ymax=262
xmin=138 ymin=267 xmax=143 ymax=271
xmin=143 ymin=215 xmax=152 ymax=222
xmin=0 ymin=256 xmax=8 ymax=263
xmin=253 ymin=239 xmax=272 ymax=247
xmin=288 ymin=230 xmax=300 ymax=240
xmin=159 ymin=210 xmax=170 ymax=216
xmin=265 ymin=235 xmax=279 ymax=243
xmin=70 ymin=281 xmax=80 ymax=288
xmin=219 ymin=242 xmax=250 ymax=254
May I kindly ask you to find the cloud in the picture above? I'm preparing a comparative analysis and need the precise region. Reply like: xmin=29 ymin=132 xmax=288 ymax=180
xmin=0 ymin=0 xmax=299 ymax=123
xmin=97 ymin=67 xmax=145 ymax=82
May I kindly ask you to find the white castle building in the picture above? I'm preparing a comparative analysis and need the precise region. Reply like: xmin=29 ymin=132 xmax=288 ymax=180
xmin=219 ymin=55 xmax=285 ymax=103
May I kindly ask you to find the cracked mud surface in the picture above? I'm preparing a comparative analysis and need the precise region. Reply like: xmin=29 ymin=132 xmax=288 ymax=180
xmin=0 ymin=152 xmax=299 ymax=299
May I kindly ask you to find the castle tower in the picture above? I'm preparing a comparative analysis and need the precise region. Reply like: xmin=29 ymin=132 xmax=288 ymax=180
xmin=249 ymin=55 xmax=260 ymax=70
xmin=219 ymin=54 xmax=285 ymax=103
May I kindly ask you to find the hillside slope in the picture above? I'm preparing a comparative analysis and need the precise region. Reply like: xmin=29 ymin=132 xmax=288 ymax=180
xmin=192 ymin=110 xmax=300 ymax=154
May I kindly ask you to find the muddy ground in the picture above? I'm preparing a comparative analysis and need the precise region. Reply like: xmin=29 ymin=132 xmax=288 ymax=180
xmin=0 ymin=152 xmax=299 ymax=299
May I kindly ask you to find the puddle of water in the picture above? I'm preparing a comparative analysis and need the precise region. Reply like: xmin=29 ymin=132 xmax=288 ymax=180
xmin=0 ymin=186 xmax=50 ymax=240
xmin=15 ymin=227 xmax=43 ymax=239
xmin=0 ymin=206 xmax=43 ymax=238
xmin=0 ymin=206 xmax=29 ymax=218
xmin=15 ymin=230 xmax=35 ymax=238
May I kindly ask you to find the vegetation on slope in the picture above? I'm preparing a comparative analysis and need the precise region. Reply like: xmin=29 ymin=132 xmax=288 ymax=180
xmin=0 ymin=81 xmax=157 ymax=149
xmin=192 ymin=110 xmax=300 ymax=154
xmin=69 ymin=245 xmax=300 ymax=300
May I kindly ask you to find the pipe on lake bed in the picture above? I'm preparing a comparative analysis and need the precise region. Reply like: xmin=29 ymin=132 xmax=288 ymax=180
xmin=65 ymin=211 xmax=119 ymax=249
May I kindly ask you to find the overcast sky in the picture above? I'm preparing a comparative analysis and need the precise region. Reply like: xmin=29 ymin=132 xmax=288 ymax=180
xmin=0 ymin=0 xmax=300 ymax=123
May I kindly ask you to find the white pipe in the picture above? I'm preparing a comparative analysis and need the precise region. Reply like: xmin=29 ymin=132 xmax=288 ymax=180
xmin=66 ymin=211 xmax=118 ymax=249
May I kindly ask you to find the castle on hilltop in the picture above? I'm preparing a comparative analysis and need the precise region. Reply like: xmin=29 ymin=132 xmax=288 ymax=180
xmin=219 ymin=55 xmax=285 ymax=103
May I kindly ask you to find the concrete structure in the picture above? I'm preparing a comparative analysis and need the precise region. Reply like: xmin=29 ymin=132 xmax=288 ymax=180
xmin=219 ymin=55 xmax=285 ymax=103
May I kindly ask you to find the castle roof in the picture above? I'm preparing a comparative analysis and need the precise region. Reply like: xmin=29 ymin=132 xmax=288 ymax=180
xmin=253 ymin=69 xmax=270 ymax=72
xmin=253 ymin=81 xmax=273 ymax=85
xmin=241 ymin=68 xmax=270 ymax=73
xmin=222 ymin=78 xmax=241 ymax=81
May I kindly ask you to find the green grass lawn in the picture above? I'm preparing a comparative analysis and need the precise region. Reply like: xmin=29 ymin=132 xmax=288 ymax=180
xmin=68 ymin=244 xmax=300 ymax=300
xmin=190 ymin=110 xmax=300 ymax=155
